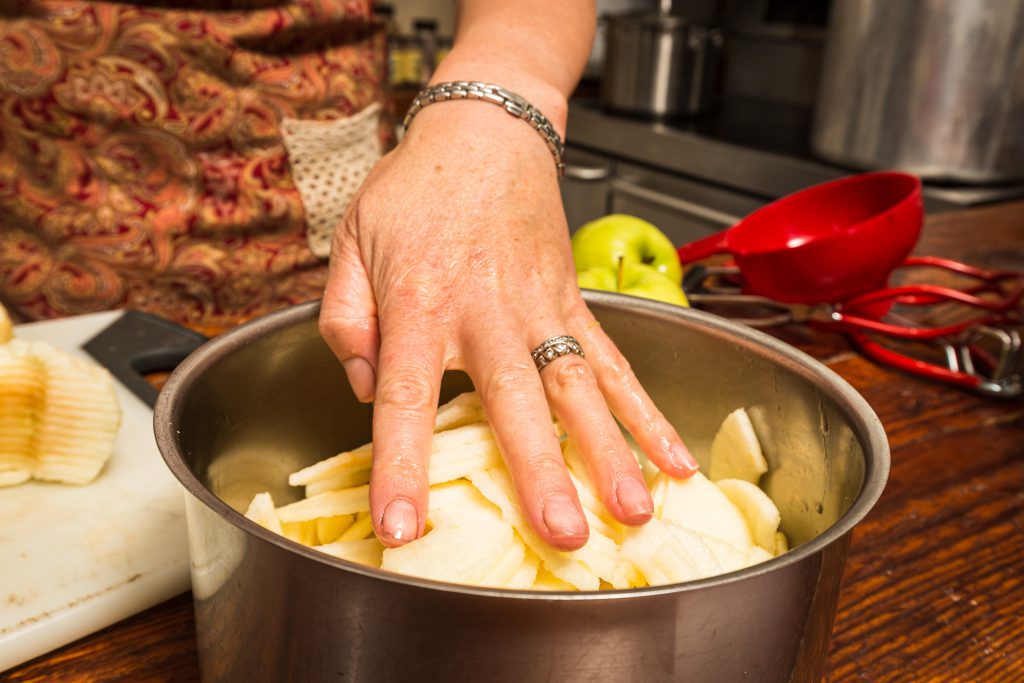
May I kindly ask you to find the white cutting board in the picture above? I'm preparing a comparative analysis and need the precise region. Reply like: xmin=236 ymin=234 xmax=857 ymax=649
xmin=0 ymin=311 xmax=190 ymax=672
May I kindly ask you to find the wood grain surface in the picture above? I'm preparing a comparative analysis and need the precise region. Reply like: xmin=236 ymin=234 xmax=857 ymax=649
xmin=3 ymin=201 xmax=1022 ymax=683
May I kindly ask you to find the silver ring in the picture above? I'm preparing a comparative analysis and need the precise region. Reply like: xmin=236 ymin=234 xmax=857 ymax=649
xmin=531 ymin=335 xmax=585 ymax=371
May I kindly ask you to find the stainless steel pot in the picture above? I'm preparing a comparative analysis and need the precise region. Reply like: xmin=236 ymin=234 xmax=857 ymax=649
xmin=812 ymin=0 xmax=1024 ymax=183
xmin=154 ymin=294 xmax=889 ymax=682
xmin=600 ymin=12 xmax=724 ymax=117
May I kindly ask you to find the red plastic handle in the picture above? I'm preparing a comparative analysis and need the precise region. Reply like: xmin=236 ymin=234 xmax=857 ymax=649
xmin=677 ymin=230 xmax=731 ymax=265
xmin=902 ymin=256 xmax=1022 ymax=283
xmin=844 ymin=283 xmax=1024 ymax=314
xmin=830 ymin=310 xmax=1010 ymax=339
xmin=847 ymin=331 xmax=982 ymax=390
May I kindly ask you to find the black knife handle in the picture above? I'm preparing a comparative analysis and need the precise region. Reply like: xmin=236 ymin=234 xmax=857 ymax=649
xmin=83 ymin=311 xmax=208 ymax=408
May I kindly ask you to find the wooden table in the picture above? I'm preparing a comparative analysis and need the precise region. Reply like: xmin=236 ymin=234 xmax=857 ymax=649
xmin=4 ymin=201 xmax=1023 ymax=683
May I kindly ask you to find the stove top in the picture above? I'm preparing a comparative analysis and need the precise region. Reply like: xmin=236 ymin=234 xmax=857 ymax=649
xmin=566 ymin=97 xmax=1024 ymax=210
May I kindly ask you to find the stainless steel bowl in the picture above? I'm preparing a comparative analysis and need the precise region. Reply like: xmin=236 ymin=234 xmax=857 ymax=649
xmin=155 ymin=294 xmax=888 ymax=682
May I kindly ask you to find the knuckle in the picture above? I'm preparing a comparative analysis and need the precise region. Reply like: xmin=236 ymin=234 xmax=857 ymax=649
xmin=605 ymin=352 xmax=636 ymax=389
xmin=375 ymin=372 xmax=435 ymax=414
xmin=483 ymin=360 xmax=537 ymax=401
xmin=317 ymin=312 xmax=369 ymax=357
xmin=546 ymin=356 xmax=593 ymax=393
xmin=318 ymin=314 xmax=351 ymax=352
xmin=522 ymin=453 xmax=569 ymax=486
xmin=373 ymin=456 xmax=428 ymax=490
xmin=318 ymin=311 xmax=350 ymax=338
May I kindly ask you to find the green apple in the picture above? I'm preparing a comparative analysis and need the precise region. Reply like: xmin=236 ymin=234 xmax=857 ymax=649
xmin=577 ymin=263 xmax=689 ymax=306
xmin=572 ymin=214 xmax=683 ymax=285
xmin=575 ymin=267 xmax=617 ymax=292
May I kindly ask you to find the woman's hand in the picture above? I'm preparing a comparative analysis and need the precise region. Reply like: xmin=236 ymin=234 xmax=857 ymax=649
xmin=319 ymin=86 xmax=698 ymax=551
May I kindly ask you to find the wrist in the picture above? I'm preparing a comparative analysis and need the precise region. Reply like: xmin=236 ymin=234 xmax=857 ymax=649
xmin=428 ymin=51 xmax=570 ymax=137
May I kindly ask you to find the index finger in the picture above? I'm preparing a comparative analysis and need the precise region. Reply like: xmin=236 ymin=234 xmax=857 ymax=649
xmin=369 ymin=321 xmax=444 ymax=547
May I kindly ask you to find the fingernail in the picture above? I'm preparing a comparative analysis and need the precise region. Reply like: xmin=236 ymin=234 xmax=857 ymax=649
xmin=542 ymin=493 xmax=589 ymax=541
xmin=342 ymin=357 xmax=376 ymax=402
xmin=381 ymin=499 xmax=418 ymax=544
xmin=616 ymin=477 xmax=654 ymax=521
xmin=670 ymin=443 xmax=700 ymax=474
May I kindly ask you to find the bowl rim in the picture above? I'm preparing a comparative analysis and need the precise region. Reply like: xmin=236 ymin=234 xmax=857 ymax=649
xmin=154 ymin=293 xmax=889 ymax=601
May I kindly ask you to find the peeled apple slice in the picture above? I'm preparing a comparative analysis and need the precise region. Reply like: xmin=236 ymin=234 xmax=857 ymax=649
xmin=316 ymin=515 xmax=355 ymax=544
xmin=467 ymin=468 xmax=605 ymax=591
xmin=433 ymin=391 xmax=485 ymax=432
xmin=289 ymin=422 xmax=500 ymax=492
xmin=27 ymin=341 xmax=121 ymax=485
xmin=338 ymin=512 xmax=374 ymax=542
xmin=316 ymin=538 xmax=385 ymax=567
xmin=506 ymin=551 xmax=541 ymax=589
xmin=774 ymin=530 xmax=790 ymax=556
xmin=244 ymin=492 xmax=284 ymax=534
xmin=0 ymin=304 xmax=12 ymax=343
xmin=692 ymin=532 xmax=750 ymax=573
xmin=282 ymin=520 xmax=320 ymax=546
xmin=246 ymin=390 xmax=795 ymax=591
xmin=381 ymin=481 xmax=520 ymax=586
xmin=745 ymin=545 xmax=775 ymax=566
xmin=276 ymin=485 xmax=370 ymax=523
xmin=480 ymin=539 xmax=528 ymax=587
xmin=288 ymin=392 xmax=487 ymax=489
xmin=655 ymin=471 xmax=753 ymax=553
xmin=708 ymin=408 xmax=768 ymax=484
xmin=0 ymin=345 xmax=43 ymax=486
xmin=663 ymin=522 xmax=722 ymax=578
xmin=531 ymin=567 xmax=576 ymax=592
xmin=715 ymin=478 xmax=782 ymax=552
xmin=620 ymin=517 xmax=720 ymax=586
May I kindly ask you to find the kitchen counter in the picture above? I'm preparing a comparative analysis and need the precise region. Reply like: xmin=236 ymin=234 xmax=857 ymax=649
xmin=4 ymin=201 xmax=1023 ymax=683
xmin=567 ymin=101 xmax=1024 ymax=211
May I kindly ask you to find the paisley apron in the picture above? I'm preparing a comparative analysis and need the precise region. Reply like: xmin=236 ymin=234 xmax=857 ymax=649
xmin=0 ymin=0 xmax=386 ymax=329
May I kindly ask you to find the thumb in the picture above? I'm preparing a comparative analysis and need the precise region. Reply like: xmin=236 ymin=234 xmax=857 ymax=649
xmin=319 ymin=227 xmax=379 ymax=402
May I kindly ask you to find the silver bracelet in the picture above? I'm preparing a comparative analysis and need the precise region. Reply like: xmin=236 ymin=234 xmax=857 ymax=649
xmin=402 ymin=81 xmax=565 ymax=178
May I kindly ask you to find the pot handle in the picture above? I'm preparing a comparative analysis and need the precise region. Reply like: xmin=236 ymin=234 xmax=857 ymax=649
xmin=676 ymin=229 xmax=731 ymax=265
xmin=83 ymin=311 xmax=208 ymax=408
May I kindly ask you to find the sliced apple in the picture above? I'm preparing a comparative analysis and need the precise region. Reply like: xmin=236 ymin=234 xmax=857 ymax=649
xmin=276 ymin=484 xmax=370 ymax=523
xmin=0 ymin=303 xmax=12 ymax=343
xmin=506 ymin=551 xmax=541 ymax=589
xmin=288 ymin=444 xmax=372 ymax=487
xmin=715 ymin=478 xmax=782 ymax=553
xmin=281 ymin=520 xmax=320 ymax=546
xmin=244 ymin=492 xmax=284 ymax=534
xmin=655 ymin=471 xmax=753 ymax=552
xmin=0 ymin=345 xmax=43 ymax=487
xmin=381 ymin=483 xmax=516 ymax=585
xmin=745 ymin=544 xmax=775 ymax=567
xmin=692 ymin=532 xmax=749 ymax=573
xmin=620 ymin=517 xmax=718 ymax=586
xmin=338 ymin=511 xmax=374 ymax=542
xmin=610 ymin=560 xmax=645 ymax=589
xmin=289 ymin=422 xmax=500 ymax=490
xmin=531 ymin=567 xmax=577 ymax=592
xmin=316 ymin=515 xmax=354 ymax=544
xmin=305 ymin=467 xmax=371 ymax=496
xmin=708 ymin=407 xmax=767 ymax=484
xmin=774 ymin=530 xmax=790 ymax=556
xmin=433 ymin=391 xmax=485 ymax=432
xmin=315 ymin=538 xmax=385 ymax=567
xmin=467 ymin=468 xmax=604 ymax=591
xmin=662 ymin=522 xmax=723 ymax=578
xmin=480 ymin=538 xmax=528 ymax=588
